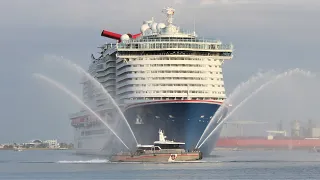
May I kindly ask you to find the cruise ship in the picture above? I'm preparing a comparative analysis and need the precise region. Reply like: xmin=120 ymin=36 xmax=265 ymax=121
xmin=69 ymin=7 xmax=233 ymax=155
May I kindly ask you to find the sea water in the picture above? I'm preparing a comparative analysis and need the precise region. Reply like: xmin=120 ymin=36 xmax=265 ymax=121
xmin=1 ymin=149 xmax=320 ymax=179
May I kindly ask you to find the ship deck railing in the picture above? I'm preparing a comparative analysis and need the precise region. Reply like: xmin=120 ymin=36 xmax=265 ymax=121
xmin=119 ymin=37 xmax=223 ymax=44
xmin=138 ymin=149 xmax=186 ymax=154
xmin=117 ymin=42 xmax=233 ymax=51
xmin=69 ymin=106 xmax=114 ymax=118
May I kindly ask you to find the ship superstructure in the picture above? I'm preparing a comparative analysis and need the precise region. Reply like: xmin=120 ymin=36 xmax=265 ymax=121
xmin=70 ymin=7 xmax=233 ymax=155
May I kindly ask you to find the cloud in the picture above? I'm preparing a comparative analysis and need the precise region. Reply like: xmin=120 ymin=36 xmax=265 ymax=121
xmin=173 ymin=0 xmax=186 ymax=4
xmin=199 ymin=0 xmax=320 ymax=6
xmin=0 ymin=0 xmax=176 ymax=28
xmin=1 ymin=0 xmax=318 ymax=30
xmin=198 ymin=0 xmax=221 ymax=4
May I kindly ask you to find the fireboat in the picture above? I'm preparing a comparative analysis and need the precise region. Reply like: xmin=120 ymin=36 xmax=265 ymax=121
xmin=110 ymin=129 xmax=203 ymax=162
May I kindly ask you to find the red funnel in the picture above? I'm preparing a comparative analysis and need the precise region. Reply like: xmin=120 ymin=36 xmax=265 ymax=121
xmin=101 ymin=30 xmax=121 ymax=40
xmin=101 ymin=30 xmax=141 ymax=40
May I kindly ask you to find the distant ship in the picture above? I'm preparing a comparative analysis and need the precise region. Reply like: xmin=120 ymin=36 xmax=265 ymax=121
xmin=216 ymin=120 xmax=320 ymax=150
xmin=69 ymin=7 xmax=233 ymax=155
xmin=217 ymin=137 xmax=320 ymax=149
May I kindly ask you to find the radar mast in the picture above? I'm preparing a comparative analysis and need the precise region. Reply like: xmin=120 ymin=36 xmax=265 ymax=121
xmin=162 ymin=7 xmax=175 ymax=25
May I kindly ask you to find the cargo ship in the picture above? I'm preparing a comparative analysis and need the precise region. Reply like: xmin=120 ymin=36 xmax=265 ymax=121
xmin=216 ymin=120 xmax=320 ymax=149
xmin=69 ymin=7 xmax=233 ymax=155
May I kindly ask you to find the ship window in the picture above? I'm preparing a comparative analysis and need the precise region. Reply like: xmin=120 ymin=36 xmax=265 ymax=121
xmin=96 ymin=64 xmax=104 ymax=70
xmin=137 ymin=146 xmax=152 ymax=151
xmin=154 ymin=144 xmax=184 ymax=149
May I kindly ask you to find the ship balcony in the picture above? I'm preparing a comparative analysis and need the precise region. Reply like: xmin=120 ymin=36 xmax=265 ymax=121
xmin=116 ymin=79 xmax=223 ymax=88
xmin=122 ymin=97 xmax=225 ymax=106
xmin=95 ymin=70 xmax=116 ymax=78
xmin=116 ymin=72 xmax=222 ymax=79
xmin=116 ymin=74 xmax=223 ymax=83
xmin=97 ymin=74 xmax=116 ymax=81
xmin=117 ymin=37 xmax=227 ymax=46
xmin=116 ymin=75 xmax=214 ymax=84
xmin=118 ymin=92 xmax=226 ymax=100
xmin=116 ymin=82 xmax=224 ymax=89
xmin=116 ymin=55 xmax=232 ymax=65
xmin=69 ymin=106 xmax=114 ymax=120
xmin=121 ymin=36 xmax=222 ymax=43
xmin=116 ymin=86 xmax=223 ymax=95
xmin=115 ymin=59 xmax=224 ymax=69
xmin=116 ymin=54 xmax=233 ymax=61
xmin=116 ymin=42 xmax=233 ymax=52
xmin=116 ymin=61 xmax=227 ymax=72
xmin=98 ymin=78 xmax=116 ymax=85
xmin=69 ymin=111 xmax=88 ymax=119
xmin=116 ymin=69 xmax=214 ymax=78
xmin=116 ymin=67 xmax=222 ymax=76
xmin=100 ymin=44 xmax=117 ymax=55
xmin=96 ymin=64 xmax=116 ymax=73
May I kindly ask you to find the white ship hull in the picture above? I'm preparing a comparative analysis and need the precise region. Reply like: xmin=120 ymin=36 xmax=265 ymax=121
xmin=73 ymin=126 xmax=123 ymax=156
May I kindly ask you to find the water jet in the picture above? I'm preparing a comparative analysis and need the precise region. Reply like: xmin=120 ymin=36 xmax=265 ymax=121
xmin=33 ymin=73 xmax=130 ymax=150
xmin=197 ymin=68 xmax=316 ymax=149
xmin=44 ymin=55 xmax=138 ymax=146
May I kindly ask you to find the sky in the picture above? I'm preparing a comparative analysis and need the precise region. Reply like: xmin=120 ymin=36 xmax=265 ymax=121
xmin=0 ymin=0 xmax=320 ymax=143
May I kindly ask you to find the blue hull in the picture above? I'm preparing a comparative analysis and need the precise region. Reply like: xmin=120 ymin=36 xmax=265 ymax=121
xmin=124 ymin=101 xmax=226 ymax=153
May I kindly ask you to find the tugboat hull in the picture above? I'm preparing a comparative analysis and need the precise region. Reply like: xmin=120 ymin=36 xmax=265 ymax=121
xmin=110 ymin=152 xmax=202 ymax=162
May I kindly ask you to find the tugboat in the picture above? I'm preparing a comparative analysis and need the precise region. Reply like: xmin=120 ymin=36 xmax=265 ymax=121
xmin=110 ymin=129 xmax=203 ymax=162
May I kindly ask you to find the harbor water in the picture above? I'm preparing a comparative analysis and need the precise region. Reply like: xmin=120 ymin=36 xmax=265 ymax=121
xmin=1 ymin=149 xmax=320 ymax=179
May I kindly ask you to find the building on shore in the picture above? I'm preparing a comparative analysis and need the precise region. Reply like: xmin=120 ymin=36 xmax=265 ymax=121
xmin=0 ymin=139 xmax=73 ymax=150
xmin=43 ymin=140 xmax=60 ymax=149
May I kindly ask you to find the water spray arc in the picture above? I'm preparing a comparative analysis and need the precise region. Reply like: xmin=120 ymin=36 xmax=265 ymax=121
xmin=197 ymin=68 xmax=315 ymax=149
xmin=33 ymin=73 xmax=130 ymax=150
xmin=195 ymin=70 xmax=276 ymax=148
xmin=45 ymin=55 xmax=138 ymax=146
